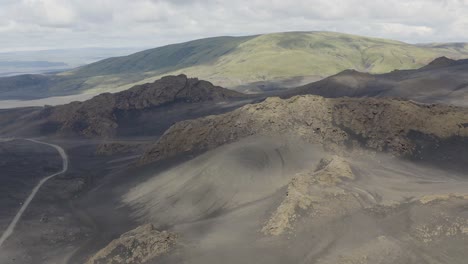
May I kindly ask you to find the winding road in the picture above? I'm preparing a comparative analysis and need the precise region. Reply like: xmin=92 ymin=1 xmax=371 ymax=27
xmin=0 ymin=139 xmax=68 ymax=248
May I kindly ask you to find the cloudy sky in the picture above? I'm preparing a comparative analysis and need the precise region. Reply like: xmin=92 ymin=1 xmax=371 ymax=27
xmin=0 ymin=0 xmax=467 ymax=52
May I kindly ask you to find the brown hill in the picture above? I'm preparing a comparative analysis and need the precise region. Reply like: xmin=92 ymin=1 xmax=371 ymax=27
xmin=0 ymin=75 xmax=253 ymax=138
xmin=285 ymin=57 xmax=468 ymax=107
xmin=421 ymin=56 xmax=457 ymax=69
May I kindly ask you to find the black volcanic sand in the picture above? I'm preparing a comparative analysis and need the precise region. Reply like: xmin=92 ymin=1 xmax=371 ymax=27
xmin=1 ymin=136 xmax=468 ymax=264
xmin=65 ymin=143 xmax=201 ymax=264
xmin=0 ymin=138 xmax=147 ymax=264
xmin=0 ymin=139 xmax=61 ymax=231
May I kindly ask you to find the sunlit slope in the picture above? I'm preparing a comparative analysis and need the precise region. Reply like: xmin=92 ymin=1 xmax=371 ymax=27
xmin=2 ymin=31 xmax=468 ymax=98
xmin=80 ymin=32 xmax=468 ymax=93
xmin=160 ymin=32 xmax=463 ymax=84
xmin=72 ymin=36 xmax=255 ymax=77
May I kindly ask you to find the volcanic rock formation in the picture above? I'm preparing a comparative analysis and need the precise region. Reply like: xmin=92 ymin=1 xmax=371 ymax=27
xmin=86 ymin=224 xmax=176 ymax=264
xmin=141 ymin=95 xmax=468 ymax=166
xmin=0 ymin=74 xmax=250 ymax=138
xmin=43 ymin=74 xmax=245 ymax=137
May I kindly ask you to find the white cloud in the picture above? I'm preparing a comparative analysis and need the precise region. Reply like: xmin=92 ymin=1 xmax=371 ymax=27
xmin=10 ymin=0 xmax=77 ymax=27
xmin=377 ymin=23 xmax=434 ymax=39
xmin=0 ymin=0 xmax=467 ymax=51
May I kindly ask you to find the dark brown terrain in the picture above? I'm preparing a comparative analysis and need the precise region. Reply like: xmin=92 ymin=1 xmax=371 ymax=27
xmin=0 ymin=74 xmax=256 ymax=138
xmin=142 ymin=95 xmax=468 ymax=170
xmin=285 ymin=57 xmax=468 ymax=107
xmin=0 ymin=59 xmax=467 ymax=264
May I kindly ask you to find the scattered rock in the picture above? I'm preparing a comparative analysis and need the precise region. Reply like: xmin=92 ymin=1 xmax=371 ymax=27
xmin=86 ymin=224 xmax=177 ymax=264
xmin=95 ymin=142 xmax=142 ymax=156
xmin=39 ymin=214 xmax=48 ymax=223
xmin=412 ymin=214 xmax=468 ymax=243
xmin=419 ymin=193 xmax=468 ymax=204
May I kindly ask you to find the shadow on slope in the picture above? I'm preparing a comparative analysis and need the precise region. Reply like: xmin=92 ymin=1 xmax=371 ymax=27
xmin=124 ymin=136 xmax=324 ymax=225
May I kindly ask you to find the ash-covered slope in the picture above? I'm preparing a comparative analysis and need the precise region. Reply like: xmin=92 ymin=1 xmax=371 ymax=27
xmin=141 ymin=95 xmax=468 ymax=170
xmin=286 ymin=57 xmax=468 ymax=106
xmin=0 ymin=75 xmax=251 ymax=138
xmin=113 ymin=95 xmax=468 ymax=264
xmin=120 ymin=137 xmax=468 ymax=264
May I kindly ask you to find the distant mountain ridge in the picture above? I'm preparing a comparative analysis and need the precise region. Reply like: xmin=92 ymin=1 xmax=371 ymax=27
xmin=1 ymin=31 xmax=468 ymax=100
xmin=0 ymin=61 xmax=68 ymax=68
xmin=285 ymin=57 xmax=468 ymax=107
xmin=0 ymin=47 xmax=144 ymax=78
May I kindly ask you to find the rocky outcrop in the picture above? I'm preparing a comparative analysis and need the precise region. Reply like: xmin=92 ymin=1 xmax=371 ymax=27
xmin=86 ymin=224 xmax=176 ymax=264
xmin=41 ymin=75 xmax=246 ymax=137
xmin=262 ymin=156 xmax=355 ymax=235
xmin=140 ymin=95 xmax=468 ymax=164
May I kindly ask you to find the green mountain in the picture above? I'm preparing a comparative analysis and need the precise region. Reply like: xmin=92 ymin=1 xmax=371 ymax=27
xmin=2 ymin=31 xmax=468 ymax=99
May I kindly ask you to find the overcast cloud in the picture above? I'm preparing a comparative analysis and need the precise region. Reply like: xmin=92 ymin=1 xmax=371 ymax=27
xmin=0 ymin=0 xmax=467 ymax=51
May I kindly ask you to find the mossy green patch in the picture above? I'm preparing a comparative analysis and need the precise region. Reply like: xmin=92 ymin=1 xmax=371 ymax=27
xmin=2 ymin=31 xmax=468 ymax=98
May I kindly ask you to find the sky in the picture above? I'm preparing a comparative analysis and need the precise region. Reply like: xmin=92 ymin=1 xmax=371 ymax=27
xmin=0 ymin=0 xmax=468 ymax=52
